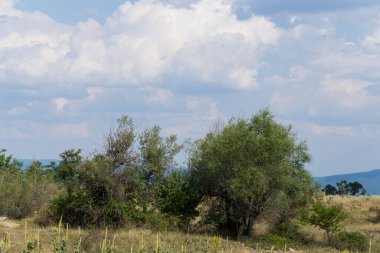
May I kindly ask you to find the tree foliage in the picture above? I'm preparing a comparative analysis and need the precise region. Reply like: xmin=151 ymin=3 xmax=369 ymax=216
xmin=322 ymin=184 xmax=338 ymax=195
xmin=50 ymin=115 xmax=183 ymax=227
xmin=0 ymin=153 xmax=59 ymax=219
xmin=139 ymin=125 xmax=182 ymax=185
xmin=0 ymin=149 xmax=22 ymax=172
xmin=303 ymin=201 xmax=347 ymax=244
xmin=189 ymin=109 xmax=316 ymax=238
xmin=54 ymin=149 xmax=83 ymax=197
xmin=322 ymin=180 xmax=366 ymax=196
xmin=158 ymin=171 xmax=201 ymax=221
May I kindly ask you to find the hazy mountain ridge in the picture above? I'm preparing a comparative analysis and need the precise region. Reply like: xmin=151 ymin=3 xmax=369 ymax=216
xmin=315 ymin=169 xmax=380 ymax=195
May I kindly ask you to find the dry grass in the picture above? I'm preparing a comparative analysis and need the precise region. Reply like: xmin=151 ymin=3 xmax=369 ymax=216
xmin=295 ymin=195 xmax=380 ymax=252
xmin=0 ymin=220 xmax=262 ymax=253
xmin=0 ymin=195 xmax=379 ymax=252
xmin=327 ymin=195 xmax=380 ymax=252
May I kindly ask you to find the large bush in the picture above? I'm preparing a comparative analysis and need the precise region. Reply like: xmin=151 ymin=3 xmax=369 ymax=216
xmin=158 ymin=171 xmax=201 ymax=224
xmin=50 ymin=155 xmax=129 ymax=227
xmin=0 ymin=150 xmax=59 ymax=218
xmin=49 ymin=116 xmax=182 ymax=228
xmin=332 ymin=231 xmax=369 ymax=251
xmin=189 ymin=109 xmax=317 ymax=238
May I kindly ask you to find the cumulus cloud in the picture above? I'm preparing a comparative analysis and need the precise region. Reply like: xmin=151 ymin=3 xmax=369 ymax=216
xmin=144 ymin=87 xmax=173 ymax=105
xmin=53 ymin=122 xmax=89 ymax=138
xmin=52 ymin=97 xmax=70 ymax=112
xmin=0 ymin=0 xmax=21 ymax=17
xmin=0 ymin=0 xmax=279 ymax=90
xmin=235 ymin=0 xmax=380 ymax=15
xmin=305 ymin=122 xmax=380 ymax=138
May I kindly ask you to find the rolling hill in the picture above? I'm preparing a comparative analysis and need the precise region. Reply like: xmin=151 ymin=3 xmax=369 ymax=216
xmin=315 ymin=169 xmax=380 ymax=195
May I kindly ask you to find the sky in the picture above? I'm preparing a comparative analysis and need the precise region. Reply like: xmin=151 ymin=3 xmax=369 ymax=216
xmin=1 ymin=0 xmax=380 ymax=176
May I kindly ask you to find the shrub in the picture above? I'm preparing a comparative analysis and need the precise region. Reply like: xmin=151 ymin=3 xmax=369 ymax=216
xmin=252 ymin=234 xmax=292 ymax=249
xmin=266 ymin=234 xmax=292 ymax=248
xmin=302 ymin=201 xmax=347 ymax=244
xmin=0 ymin=159 xmax=60 ymax=219
xmin=332 ymin=231 xmax=369 ymax=251
xmin=158 ymin=171 xmax=201 ymax=223
xmin=271 ymin=221 xmax=302 ymax=241
xmin=49 ymin=156 xmax=128 ymax=227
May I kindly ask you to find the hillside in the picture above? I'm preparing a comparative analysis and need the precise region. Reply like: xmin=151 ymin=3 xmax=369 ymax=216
xmin=315 ymin=169 xmax=380 ymax=195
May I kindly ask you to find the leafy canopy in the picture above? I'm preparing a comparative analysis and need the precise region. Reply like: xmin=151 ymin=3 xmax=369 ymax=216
xmin=189 ymin=109 xmax=316 ymax=238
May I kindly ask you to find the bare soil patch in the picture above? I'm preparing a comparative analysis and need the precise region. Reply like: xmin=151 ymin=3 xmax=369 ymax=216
xmin=0 ymin=216 xmax=20 ymax=228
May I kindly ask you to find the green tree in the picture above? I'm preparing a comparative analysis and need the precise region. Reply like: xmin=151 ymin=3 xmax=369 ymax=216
xmin=54 ymin=149 xmax=83 ymax=197
xmin=105 ymin=115 xmax=136 ymax=169
xmin=158 ymin=171 xmax=201 ymax=222
xmin=347 ymin=181 xmax=366 ymax=196
xmin=51 ymin=115 xmax=182 ymax=227
xmin=337 ymin=180 xmax=349 ymax=195
xmin=51 ymin=116 xmax=138 ymax=227
xmin=139 ymin=125 xmax=182 ymax=185
xmin=189 ymin=109 xmax=316 ymax=239
xmin=335 ymin=180 xmax=366 ymax=196
xmin=303 ymin=201 xmax=347 ymax=244
xmin=0 ymin=149 xmax=22 ymax=172
xmin=322 ymin=184 xmax=338 ymax=195
xmin=52 ymin=155 xmax=128 ymax=227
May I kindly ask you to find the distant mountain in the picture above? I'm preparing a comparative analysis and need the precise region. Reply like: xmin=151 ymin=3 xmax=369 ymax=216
xmin=315 ymin=169 xmax=380 ymax=195
xmin=18 ymin=159 xmax=59 ymax=169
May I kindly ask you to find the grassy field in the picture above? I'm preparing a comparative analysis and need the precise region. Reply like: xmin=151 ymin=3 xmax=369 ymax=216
xmin=0 ymin=195 xmax=379 ymax=252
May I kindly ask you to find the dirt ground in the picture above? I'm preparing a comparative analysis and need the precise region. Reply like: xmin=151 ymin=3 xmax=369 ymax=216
xmin=0 ymin=216 xmax=20 ymax=228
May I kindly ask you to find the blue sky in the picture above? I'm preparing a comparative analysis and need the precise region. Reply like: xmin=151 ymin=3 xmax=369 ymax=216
xmin=1 ymin=0 xmax=380 ymax=176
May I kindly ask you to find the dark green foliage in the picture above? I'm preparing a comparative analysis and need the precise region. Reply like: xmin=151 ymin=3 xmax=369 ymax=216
xmin=322 ymin=184 xmax=338 ymax=195
xmin=336 ymin=180 xmax=349 ymax=195
xmin=303 ymin=201 xmax=347 ymax=244
xmin=322 ymin=180 xmax=366 ymax=196
xmin=189 ymin=109 xmax=316 ymax=238
xmin=127 ymin=208 xmax=180 ymax=230
xmin=265 ymin=234 xmax=292 ymax=248
xmin=54 ymin=149 xmax=83 ymax=197
xmin=347 ymin=181 xmax=366 ymax=196
xmin=0 ymin=149 xmax=22 ymax=172
xmin=332 ymin=231 xmax=369 ymax=251
xmin=271 ymin=221 xmax=302 ymax=241
xmin=158 ymin=171 xmax=201 ymax=222
xmin=51 ymin=156 xmax=128 ymax=227
xmin=49 ymin=115 xmax=182 ymax=228
xmin=21 ymin=240 xmax=40 ymax=253
xmin=336 ymin=180 xmax=366 ymax=196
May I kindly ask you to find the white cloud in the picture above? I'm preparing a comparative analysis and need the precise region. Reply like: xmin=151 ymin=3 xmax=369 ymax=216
xmin=307 ymin=123 xmax=359 ymax=137
xmin=320 ymin=77 xmax=378 ymax=109
xmin=86 ymin=87 xmax=104 ymax=100
xmin=164 ymin=96 xmax=225 ymax=138
xmin=54 ymin=123 xmax=90 ymax=138
xmin=0 ymin=0 xmax=21 ymax=17
xmin=144 ymin=87 xmax=173 ymax=105
xmin=0 ymin=0 xmax=279 ymax=90
xmin=52 ymin=97 xmax=70 ymax=112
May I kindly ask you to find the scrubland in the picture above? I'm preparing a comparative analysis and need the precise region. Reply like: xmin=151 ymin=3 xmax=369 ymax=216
xmin=0 ymin=195 xmax=378 ymax=253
